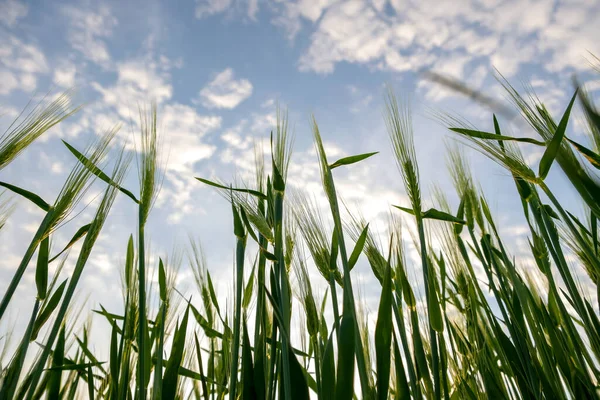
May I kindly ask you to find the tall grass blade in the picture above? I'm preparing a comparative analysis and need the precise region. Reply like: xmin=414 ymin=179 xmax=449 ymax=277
xmin=163 ymin=306 xmax=190 ymax=400
xmin=329 ymin=152 xmax=378 ymax=169
xmin=35 ymin=236 xmax=50 ymax=300
xmin=321 ymin=331 xmax=336 ymax=399
xmin=47 ymin=324 xmax=65 ymax=399
xmin=0 ymin=182 xmax=50 ymax=211
xmin=0 ymin=300 xmax=40 ymax=400
xmin=48 ymin=223 xmax=91 ymax=263
xmin=31 ymin=279 xmax=67 ymax=341
xmin=565 ymin=137 xmax=600 ymax=169
xmin=62 ymin=139 xmax=139 ymax=204
xmin=375 ymin=261 xmax=392 ymax=400
xmin=0 ymin=91 xmax=78 ymax=170
xmin=196 ymin=178 xmax=267 ymax=200
xmin=335 ymin=314 xmax=355 ymax=400
xmin=539 ymin=90 xmax=578 ymax=179
xmin=241 ymin=320 xmax=257 ymax=399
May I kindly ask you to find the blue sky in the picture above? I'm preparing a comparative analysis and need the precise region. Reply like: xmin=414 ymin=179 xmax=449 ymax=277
xmin=1 ymin=0 xmax=600 ymax=353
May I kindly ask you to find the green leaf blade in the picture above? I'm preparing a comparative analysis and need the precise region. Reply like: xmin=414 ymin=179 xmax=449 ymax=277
xmin=375 ymin=263 xmax=393 ymax=400
xmin=195 ymin=177 xmax=267 ymax=199
xmin=566 ymin=137 xmax=600 ymax=170
xmin=538 ymin=90 xmax=578 ymax=179
xmin=349 ymin=224 xmax=369 ymax=271
xmin=421 ymin=208 xmax=466 ymax=225
xmin=329 ymin=152 xmax=378 ymax=169
xmin=35 ymin=236 xmax=49 ymax=300
xmin=62 ymin=140 xmax=140 ymax=203
xmin=449 ymin=128 xmax=545 ymax=146
xmin=335 ymin=314 xmax=355 ymax=400
xmin=0 ymin=181 xmax=50 ymax=211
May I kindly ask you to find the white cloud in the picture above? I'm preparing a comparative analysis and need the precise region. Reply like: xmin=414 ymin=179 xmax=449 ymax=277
xmin=151 ymin=103 xmax=222 ymax=224
xmin=298 ymin=1 xmax=391 ymax=74
xmin=248 ymin=0 xmax=259 ymax=19
xmin=91 ymin=59 xmax=173 ymax=121
xmin=19 ymin=72 xmax=36 ymax=91
xmin=63 ymin=55 xmax=223 ymax=225
xmin=62 ymin=4 xmax=117 ymax=66
xmin=0 ymin=68 xmax=19 ymax=95
xmin=279 ymin=0 xmax=600 ymax=82
xmin=195 ymin=0 xmax=259 ymax=20
xmin=270 ymin=0 xmax=337 ymax=40
xmin=218 ymin=110 xmax=274 ymax=174
xmin=0 ymin=36 xmax=48 ymax=95
xmin=51 ymin=56 xmax=176 ymax=141
xmin=0 ymin=0 xmax=27 ymax=27
xmin=195 ymin=0 xmax=232 ymax=18
xmin=0 ymin=37 xmax=48 ymax=74
xmin=161 ymin=103 xmax=221 ymax=174
xmin=216 ymin=106 xmax=399 ymax=229
xmin=261 ymin=98 xmax=275 ymax=108
xmin=198 ymin=68 xmax=253 ymax=109
xmin=53 ymin=62 xmax=77 ymax=88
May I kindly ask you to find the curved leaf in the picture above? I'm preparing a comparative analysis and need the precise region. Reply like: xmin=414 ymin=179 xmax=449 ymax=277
xmin=349 ymin=224 xmax=369 ymax=271
xmin=242 ymin=320 xmax=257 ymax=400
xmin=422 ymin=208 xmax=466 ymax=224
xmin=392 ymin=205 xmax=415 ymax=215
xmin=49 ymin=223 xmax=91 ymax=263
xmin=31 ymin=279 xmax=67 ymax=341
xmin=196 ymin=177 xmax=267 ymax=199
xmin=35 ymin=236 xmax=49 ymax=300
xmin=288 ymin=344 xmax=310 ymax=400
xmin=450 ymin=128 xmax=545 ymax=146
xmin=62 ymin=140 xmax=139 ymax=204
xmin=335 ymin=314 xmax=355 ymax=400
xmin=538 ymin=90 xmax=578 ymax=179
xmin=0 ymin=181 xmax=49 ymax=211
xmin=375 ymin=262 xmax=393 ymax=400
xmin=321 ymin=331 xmax=336 ymax=399
xmin=158 ymin=258 xmax=166 ymax=302
xmin=163 ymin=306 xmax=190 ymax=400
xmin=329 ymin=152 xmax=378 ymax=169
xmin=193 ymin=333 xmax=210 ymax=400
xmin=566 ymin=137 xmax=600 ymax=170
xmin=48 ymin=325 xmax=66 ymax=398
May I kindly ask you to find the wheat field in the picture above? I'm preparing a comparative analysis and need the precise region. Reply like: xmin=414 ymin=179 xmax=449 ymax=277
xmin=1 ymin=69 xmax=600 ymax=399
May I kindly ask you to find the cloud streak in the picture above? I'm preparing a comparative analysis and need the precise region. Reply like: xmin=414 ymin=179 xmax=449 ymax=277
xmin=272 ymin=0 xmax=600 ymax=82
xmin=62 ymin=4 xmax=117 ymax=66
xmin=0 ymin=0 xmax=28 ymax=27
xmin=198 ymin=68 xmax=253 ymax=109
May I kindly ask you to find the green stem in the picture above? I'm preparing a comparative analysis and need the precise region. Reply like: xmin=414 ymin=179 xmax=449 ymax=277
xmin=416 ymin=217 xmax=441 ymax=400
xmin=152 ymin=303 xmax=166 ymax=399
xmin=541 ymin=182 xmax=600 ymax=276
xmin=312 ymin=335 xmax=322 ymax=397
xmin=265 ymin=307 xmax=279 ymax=400
xmin=274 ymin=190 xmax=292 ymax=400
xmin=0 ymin=213 xmax=51 ymax=320
xmin=324 ymin=173 xmax=370 ymax=398
xmin=0 ymin=299 xmax=40 ymax=400
xmin=391 ymin=294 xmax=420 ymax=398
xmin=253 ymin=233 xmax=267 ymax=366
xmin=532 ymin=197 xmax=597 ymax=372
xmin=24 ymin=228 xmax=100 ymax=399
xmin=138 ymin=212 xmax=147 ymax=400
xmin=116 ymin=295 xmax=129 ymax=399
xmin=328 ymin=271 xmax=341 ymax=335
xmin=229 ymin=235 xmax=246 ymax=400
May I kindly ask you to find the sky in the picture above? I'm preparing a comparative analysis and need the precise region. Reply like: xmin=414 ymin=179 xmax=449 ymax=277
xmin=1 ymin=0 xmax=600 ymax=357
